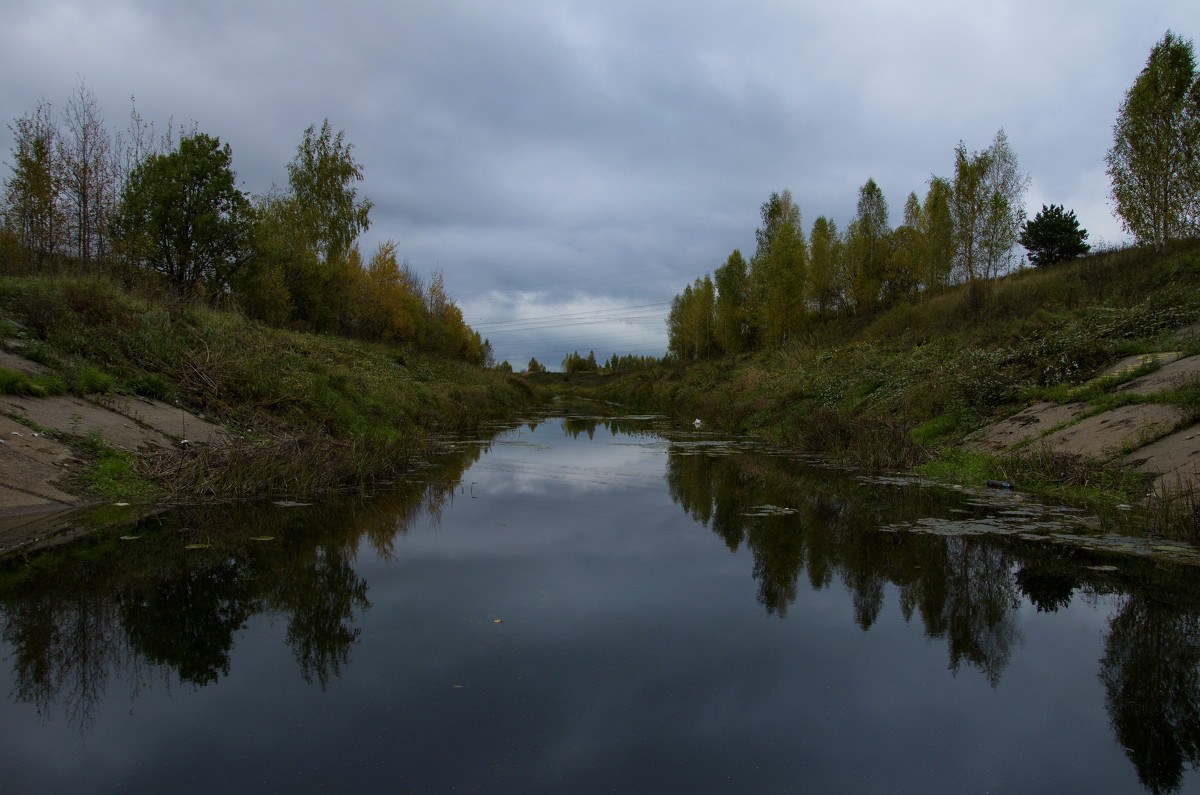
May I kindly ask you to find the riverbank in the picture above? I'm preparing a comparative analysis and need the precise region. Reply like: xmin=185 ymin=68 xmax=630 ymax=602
xmin=547 ymin=241 xmax=1200 ymax=540
xmin=0 ymin=273 xmax=541 ymax=548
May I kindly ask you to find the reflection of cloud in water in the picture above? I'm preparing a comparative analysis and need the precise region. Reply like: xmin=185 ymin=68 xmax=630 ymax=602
xmin=471 ymin=430 xmax=664 ymax=497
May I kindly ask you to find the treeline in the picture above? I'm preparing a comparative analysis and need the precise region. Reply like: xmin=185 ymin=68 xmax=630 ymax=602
xmin=495 ymin=351 xmax=663 ymax=374
xmin=0 ymin=83 xmax=491 ymax=364
xmin=562 ymin=350 xmax=662 ymax=374
xmin=670 ymin=29 xmax=1200 ymax=363
xmin=668 ymin=129 xmax=1031 ymax=361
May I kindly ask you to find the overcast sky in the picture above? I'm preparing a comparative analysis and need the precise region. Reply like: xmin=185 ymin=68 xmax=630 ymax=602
xmin=0 ymin=1 xmax=1193 ymax=367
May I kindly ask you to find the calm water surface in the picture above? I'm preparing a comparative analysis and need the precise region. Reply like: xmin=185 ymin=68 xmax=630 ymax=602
xmin=2 ymin=413 xmax=1199 ymax=793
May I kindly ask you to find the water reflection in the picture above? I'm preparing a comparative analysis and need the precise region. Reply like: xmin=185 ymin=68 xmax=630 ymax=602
xmin=663 ymin=435 xmax=1200 ymax=790
xmin=1 ymin=416 xmax=1200 ymax=792
xmin=0 ymin=441 xmax=483 ymax=731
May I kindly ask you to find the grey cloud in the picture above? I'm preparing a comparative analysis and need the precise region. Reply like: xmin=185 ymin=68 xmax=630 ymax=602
xmin=1 ymin=0 xmax=1194 ymax=365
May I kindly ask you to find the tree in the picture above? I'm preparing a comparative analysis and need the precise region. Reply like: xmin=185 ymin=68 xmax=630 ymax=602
xmin=978 ymin=129 xmax=1028 ymax=278
xmin=844 ymin=178 xmax=889 ymax=310
xmin=1107 ymin=31 xmax=1200 ymax=249
xmin=495 ymin=360 xmax=513 ymax=373
xmin=808 ymin=217 xmax=842 ymax=318
xmin=59 ymin=80 xmax=114 ymax=263
xmin=1019 ymin=204 xmax=1091 ymax=266
xmin=667 ymin=277 xmax=716 ymax=361
xmin=287 ymin=119 xmax=372 ymax=263
xmin=749 ymin=190 xmax=807 ymax=342
xmin=951 ymin=130 xmax=1028 ymax=281
xmin=3 ymin=100 xmax=63 ymax=265
xmin=112 ymin=132 xmax=251 ymax=297
xmin=526 ymin=357 xmax=547 ymax=373
xmin=920 ymin=176 xmax=955 ymax=290
xmin=885 ymin=192 xmax=923 ymax=304
xmin=713 ymin=249 xmax=750 ymax=353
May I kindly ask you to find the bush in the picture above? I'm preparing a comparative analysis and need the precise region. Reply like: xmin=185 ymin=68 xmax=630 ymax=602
xmin=72 ymin=366 xmax=117 ymax=395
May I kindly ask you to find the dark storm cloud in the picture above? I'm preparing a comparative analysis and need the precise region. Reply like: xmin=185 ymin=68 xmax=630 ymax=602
xmin=1 ymin=0 xmax=1195 ymax=364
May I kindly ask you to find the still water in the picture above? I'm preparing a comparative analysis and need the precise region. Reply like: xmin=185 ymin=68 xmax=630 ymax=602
xmin=2 ymin=412 xmax=1199 ymax=793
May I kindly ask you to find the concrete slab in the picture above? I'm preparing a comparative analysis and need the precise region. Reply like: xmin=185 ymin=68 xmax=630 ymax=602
xmin=0 ymin=415 xmax=84 ymax=511
xmin=92 ymin=395 xmax=233 ymax=445
xmin=1100 ymin=351 xmax=1184 ymax=378
xmin=1040 ymin=403 xmax=1188 ymax=461
xmin=1115 ymin=355 xmax=1200 ymax=396
xmin=0 ymin=348 xmax=54 ymax=377
xmin=2 ymin=394 xmax=173 ymax=451
xmin=964 ymin=402 xmax=1090 ymax=453
xmin=1118 ymin=423 xmax=1200 ymax=494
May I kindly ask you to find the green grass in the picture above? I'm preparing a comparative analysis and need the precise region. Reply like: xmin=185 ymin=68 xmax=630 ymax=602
xmin=76 ymin=430 xmax=162 ymax=502
xmin=0 ymin=366 xmax=68 ymax=396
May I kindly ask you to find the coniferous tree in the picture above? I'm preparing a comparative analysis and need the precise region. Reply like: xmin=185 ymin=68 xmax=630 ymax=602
xmin=1019 ymin=204 xmax=1090 ymax=266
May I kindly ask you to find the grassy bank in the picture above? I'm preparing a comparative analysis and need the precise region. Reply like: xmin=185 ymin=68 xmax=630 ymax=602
xmin=549 ymin=240 xmax=1200 ymax=538
xmin=0 ymin=273 xmax=540 ymax=499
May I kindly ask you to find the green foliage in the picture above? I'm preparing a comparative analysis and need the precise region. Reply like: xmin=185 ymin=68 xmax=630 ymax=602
xmin=0 ymin=367 xmax=67 ymax=396
xmin=72 ymin=365 xmax=116 ymax=395
xmin=286 ymin=119 xmax=372 ymax=263
xmin=2 ymin=100 xmax=63 ymax=266
xmin=495 ymin=360 xmax=513 ymax=373
xmin=120 ymin=373 xmax=174 ymax=401
xmin=1019 ymin=204 xmax=1091 ymax=267
xmin=1107 ymin=30 xmax=1200 ymax=249
xmin=526 ymin=356 xmax=548 ymax=373
xmin=76 ymin=430 xmax=162 ymax=502
xmin=113 ymin=132 xmax=251 ymax=297
xmin=562 ymin=350 xmax=600 ymax=373
xmin=0 ymin=274 xmax=539 ymax=440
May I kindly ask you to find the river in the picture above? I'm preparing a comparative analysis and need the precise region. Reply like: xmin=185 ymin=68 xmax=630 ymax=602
xmin=1 ymin=411 xmax=1198 ymax=793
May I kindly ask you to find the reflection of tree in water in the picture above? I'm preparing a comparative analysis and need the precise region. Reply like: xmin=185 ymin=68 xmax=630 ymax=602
xmin=666 ymin=440 xmax=1200 ymax=791
xmin=1 ymin=595 xmax=140 ymax=731
xmin=119 ymin=562 xmax=257 ymax=685
xmin=563 ymin=417 xmax=653 ymax=440
xmin=666 ymin=447 xmax=1023 ymax=681
xmin=274 ymin=545 xmax=369 ymax=688
xmin=0 ymin=440 xmax=484 ymax=730
xmin=1101 ymin=592 xmax=1200 ymax=794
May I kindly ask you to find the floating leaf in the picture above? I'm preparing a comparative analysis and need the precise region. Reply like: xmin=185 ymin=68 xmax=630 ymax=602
xmin=184 ymin=543 xmax=210 ymax=549
xmin=249 ymin=536 xmax=274 ymax=541
xmin=119 ymin=535 xmax=140 ymax=541
xmin=113 ymin=502 xmax=131 ymax=507
xmin=491 ymin=619 xmax=503 ymax=624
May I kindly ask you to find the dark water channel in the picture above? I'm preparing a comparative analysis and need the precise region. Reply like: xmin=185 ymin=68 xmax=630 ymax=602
xmin=3 ymin=413 xmax=1200 ymax=793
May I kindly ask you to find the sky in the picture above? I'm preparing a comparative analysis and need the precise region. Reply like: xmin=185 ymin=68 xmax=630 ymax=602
xmin=0 ymin=1 xmax=1193 ymax=369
